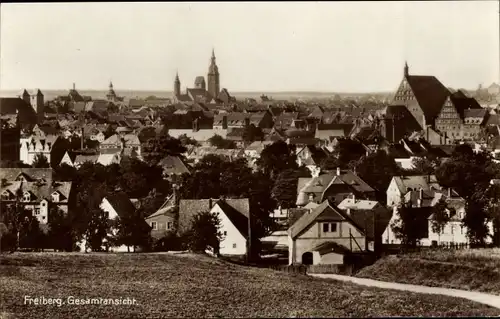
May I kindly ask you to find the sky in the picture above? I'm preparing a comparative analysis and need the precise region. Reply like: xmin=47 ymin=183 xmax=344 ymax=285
xmin=0 ymin=1 xmax=499 ymax=93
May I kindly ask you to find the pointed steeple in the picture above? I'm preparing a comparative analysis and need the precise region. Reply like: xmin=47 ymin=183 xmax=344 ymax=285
xmin=109 ymin=80 xmax=114 ymax=89
xmin=211 ymin=47 xmax=215 ymax=59
xmin=174 ymin=70 xmax=181 ymax=97
xmin=404 ymin=61 xmax=409 ymax=77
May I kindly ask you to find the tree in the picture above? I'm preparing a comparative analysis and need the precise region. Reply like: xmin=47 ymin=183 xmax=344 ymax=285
xmin=430 ymin=198 xmax=450 ymax=245
xmin=411 ymin=157 xmax=439 ymax=176
xmin=47 ymin=206 xmax=74 ymax=251
xmin=0 ymin=160 xmax=31 ymax=168
xmin=53 ymin=163 xmax=78 ymax=181
xmin=208 ymin=134 xmax=236 ymax=149
xmin=271 ymin=168 xmax=310 ymax=209
xmin=113 ymin=207 xmax=152 ymax=252
xmin=142 ymin=135 xmax=186 ymax=165
xmin=257 ymin=140 xmax=298 ymax=179
xmin=242 ymin=124 xmax=264 ymax=142
xmin=351 ymin=150 xmax=401 ymax=203
xmin=321 ymin=138 xmax=366 ymax=170
xmin=138 ymin=126 xmax=157 ymax=144
xmin=185 ymin=211 xmax=222 ymax=255
xmin=19 ymin=215 xmax=46 ymax=251
xmin=435 ymin=144 xmax=498 ymax=245
xmin=32 ymin=153 xmax=50 ymax=168
xmin=178 ymin=134 xmax=199 ymax=147
xmin=391 ymin=198 xmax=428 ymax=251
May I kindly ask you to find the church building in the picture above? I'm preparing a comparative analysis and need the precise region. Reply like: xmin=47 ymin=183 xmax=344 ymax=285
xmin=173 ymin=49 xmax=234 ymax=105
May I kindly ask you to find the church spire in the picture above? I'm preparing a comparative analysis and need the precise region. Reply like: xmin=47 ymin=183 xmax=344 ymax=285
xmin=404 ymin=61 xmax=409 ymax=77
xmin=174 ymin=70 xmax=181 ymax=97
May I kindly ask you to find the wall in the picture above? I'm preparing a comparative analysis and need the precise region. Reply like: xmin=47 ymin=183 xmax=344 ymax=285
xmin=291 ymin=220 xmax=366 ymax=264
xmin=146 ymin=214 xmax=176 ymax=239
xmin=386 ymin=179 xmax=401 ymax=208
xmin=211 ymin=204 xmax=247 ymax=256
xmin=316 ymin=252 xmax=344 ymax=265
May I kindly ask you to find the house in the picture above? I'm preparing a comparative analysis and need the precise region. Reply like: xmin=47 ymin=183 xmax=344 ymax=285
xmin=386 ymin=175 xmax=442 ymax=208
xmin=100 ymin=133 xmax=142 ymax=158
xmin=73 ymin=154 xmax=99 ymax=167
xmin=158 ymin=156 xmax=191 ymax=177
xmin=145 ymin=195 xmax=177 ymax=239
xmin=296 ymin=168 xmax=376 ymax=207
xmin=288 ymin=200 xmax=372 ymax=265
xmin=213 ymin=111 xmax=274 ymax=130
xmin=99 ymin=193 xmax=149 ymax=252
xmin=392 ymin=62 xmax=450 ymax=130
xmin=315 ymin=124 xmax=354 ymax=144
xmin=210 ymin=199 xmax=250 ymax=256
xmin=96 ymin=149 xmax=123 ymax=166
xmin=337 ymin=196 xmax=392 ymax=253
xmin=382 ymin=188 xmax=493 ymax=247
xmin=0 ymin=169 xmax=73 ymax=228
xmin=244 ymin=140 xmax=274 ymax=159
xmin=59 ymin=151 xmax=77 ymax=167
xmin=295 ymin=145 xmax=328 ymax=177
xmin=19 ymin=134 xmax=67 ymax=166
xmin=168 ymin=128 xmax=227 ymax=146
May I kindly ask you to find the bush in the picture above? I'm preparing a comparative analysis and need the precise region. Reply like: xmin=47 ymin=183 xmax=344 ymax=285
xmin=153 ymin=233 xmax=186 ymax=252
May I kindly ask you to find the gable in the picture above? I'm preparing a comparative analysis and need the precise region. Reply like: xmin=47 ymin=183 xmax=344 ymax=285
xmin=315 ymin=205 xmax=346 ymax=222
xmin=393 ymin=78 xmax=416 ymax=103
xmin=437 ymin=96 xmax=460 ymax=120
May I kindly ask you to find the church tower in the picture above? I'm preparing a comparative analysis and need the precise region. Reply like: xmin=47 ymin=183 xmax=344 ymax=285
xmin=174 ymin=71 xmax=181 ymax=97
xmin=404 ymin=61 xmax=409 ymax=77
xmin=106 ymin=81 xmax=117 ymax=101
xmin=207 ymin=49 xmax=220 ymax=99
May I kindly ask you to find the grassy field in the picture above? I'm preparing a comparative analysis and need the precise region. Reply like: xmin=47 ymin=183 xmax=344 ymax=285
xmin=357 ymin=249 xmax=500 ymax=295
xmin=0 ymin=253 xmax=498 ymax=318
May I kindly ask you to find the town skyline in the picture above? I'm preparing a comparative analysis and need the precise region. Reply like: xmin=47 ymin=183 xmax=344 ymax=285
xmin=1 ymin=2 xmax=499 ymax=92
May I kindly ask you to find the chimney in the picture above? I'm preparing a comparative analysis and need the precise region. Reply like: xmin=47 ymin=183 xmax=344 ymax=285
xmin=419 ymin=188 xmax=423 ymax=200
xmin=192 ymin=118 xmax=199 ymax=132
xmin=351 ymin=193 xmax=355 ymax=202
xmin=222 ymin=115 xmax=228 ymax=129
xmin=172 ymin=184 xmax=180 ymax=206
xmin=81 ymin=127 xmax=84 ymax=150
xmin=346 ymin=208 xmax=351 ymax=216
xmin=336 ymin=167 xmax=341 ymax=176
xmin=120 ymin=137 xmax=125 ymax=150
xmin=73 ymin=83 xmax=76 ymax=90
xmin=417 ymin=198 xmax=422 ymax=208
xmin=448 ymin=188 xmax=452 ymax=197
xmin=208 ymin=198 xmax=213 ymax=209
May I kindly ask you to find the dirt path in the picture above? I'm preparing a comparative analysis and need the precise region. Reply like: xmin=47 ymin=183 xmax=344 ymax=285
xmin=310 ymin=273 xmax=500 ymax=310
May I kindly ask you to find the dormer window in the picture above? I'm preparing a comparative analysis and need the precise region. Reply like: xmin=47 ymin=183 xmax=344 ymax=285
xmin=1 ymin=191 xmax=10 ymax=201
xmin=23 ymin=192 xmax=31 ymax=202
xmin=52 ymin=192 xmax=60 ymax=202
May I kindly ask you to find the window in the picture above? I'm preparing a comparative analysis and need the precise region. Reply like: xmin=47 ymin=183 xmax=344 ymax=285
xmin=23 ymin=193 xmax=30 ymax=202
xmin=232 ymin=243 xmax=237 ymax=248
xmin=322 ymin=223 xmax=329 ymax=232
xmin=167 ymin=222 xmax=173 ymax=230
xmin=323 ymin=223 xmax=337 ymax=233
xmin=34 ymin=208 xmax=40 ymax=215
xmin=41 ymin=202 xmax=46 ymax=206
xmin=223 ymin=231 xmax=227 ymax=236
xmin=151 ymin=221 xmax=158 ymax=230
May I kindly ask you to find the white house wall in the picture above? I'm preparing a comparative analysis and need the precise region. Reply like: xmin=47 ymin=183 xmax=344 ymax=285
xmin=210 ymin=204 xmax=247 ymax=256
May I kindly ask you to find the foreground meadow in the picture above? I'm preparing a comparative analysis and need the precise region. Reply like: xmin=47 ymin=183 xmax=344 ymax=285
xmin=0 ymin=252 xmax=498 ymax=318
xmin=357 ymin=249 xmax=500 ymax=295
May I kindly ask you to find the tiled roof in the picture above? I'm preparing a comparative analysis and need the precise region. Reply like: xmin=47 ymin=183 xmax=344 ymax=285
xmin=0 ymin=98 xmax=37 ymax=126
xmin=288 ymin=200 xmax=346 ymax=239
xmin=168 ymin=129 xmax=227 ymax=142
xmin=159 ymin=156 xmax=191 ymax=175
xmin=101 ymin=134 xmax=140 ymax=147
xmin=74 ymin=154 xmax=99 ymax=165
xmin=178 ymin=199 xmax=215 ymax=235
xmin=392 ymin=175 xmax=440 ymax=194
xmin=104 ymin=192 xmax=136 ymax=218
xmin=0 ymin=168 xmax=53 ymax=182
xmin=215 ymin=199 xmax=250 ymax=238
xmin=405 ymin=75 xmax=450 ymax=124
xmin=463 ymin=108 xmax=488 ymax=119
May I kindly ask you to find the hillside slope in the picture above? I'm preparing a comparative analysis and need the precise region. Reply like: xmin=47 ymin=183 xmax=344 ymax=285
xmin=357 ymin=251 xmax=500 ymax=295
xmin=0 ymin=252 xmax=498 ymax=318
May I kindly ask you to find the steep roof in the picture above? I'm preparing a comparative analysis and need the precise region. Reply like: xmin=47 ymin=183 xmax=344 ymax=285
xmin=146 ymin=195 xmax=177 ymax=220
xmin=0 ymin=168 xmax=53 ymax=182
xmin=391 ymin=175 xmax=440 ymax=194
xmin=104 ymin=193 xmax=136 ymax=218
xmin=0 ymin=97 xmax=37 ymax=126
xmin=405 ymin=75 xmax=450 ymax=123
xmin=215 ymin=199 xmax=250 ymax=238
xmin=159 ymin=156 xmax=191 ymax=175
